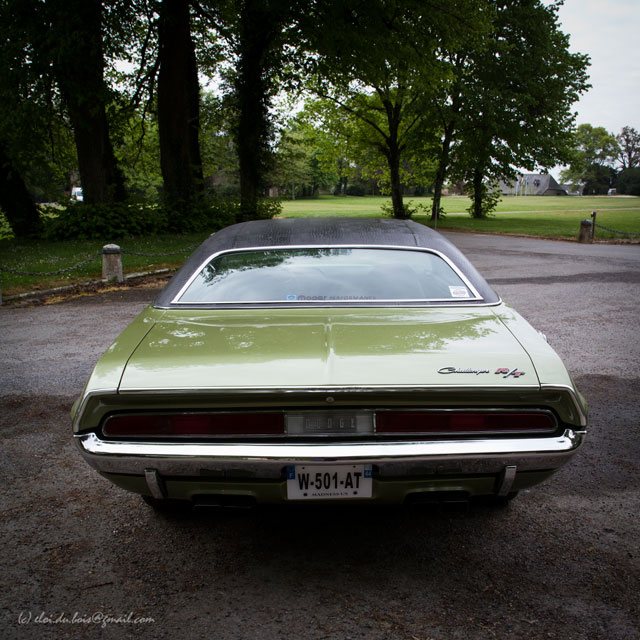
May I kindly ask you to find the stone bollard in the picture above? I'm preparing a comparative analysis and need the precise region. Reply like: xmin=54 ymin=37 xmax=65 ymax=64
xmin=578 ymin=219 xmax=593 ymax=244
xmin=102 ymin=244 xmax=123 ymax=282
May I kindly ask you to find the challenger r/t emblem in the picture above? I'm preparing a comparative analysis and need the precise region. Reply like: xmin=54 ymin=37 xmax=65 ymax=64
xmin=495 ymin=367 xmax=526 ymax=378
xmin=437 ymin=367 xmax=490 ymax=375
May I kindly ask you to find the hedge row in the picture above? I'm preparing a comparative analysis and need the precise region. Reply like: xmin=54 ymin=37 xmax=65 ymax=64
xmin=13 ymin=197 xmax=284 ymax=241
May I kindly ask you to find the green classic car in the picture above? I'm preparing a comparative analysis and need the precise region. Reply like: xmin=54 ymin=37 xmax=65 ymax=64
xmin=73 ymin=218 xmax=587 ymax=509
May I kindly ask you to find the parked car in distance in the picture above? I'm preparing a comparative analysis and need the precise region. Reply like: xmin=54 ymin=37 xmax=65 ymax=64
xmin=73 ymin=218 xmax=587 ymax=509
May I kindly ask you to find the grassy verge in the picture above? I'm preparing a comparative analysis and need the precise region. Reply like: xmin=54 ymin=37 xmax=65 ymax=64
xmin=0 ymin=232 xmax=210 ymax=298
xmin=414 ymin=209 xmax=640 ymax=238
xmin=1 ymin=195 xmax=638 ymax=297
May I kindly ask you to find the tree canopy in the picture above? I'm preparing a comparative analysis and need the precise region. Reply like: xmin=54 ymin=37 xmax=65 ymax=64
xmin=432 ymin=0 xmax=590 ymax=218
xmin=0 ymin=0 xmax=617 ymax=239
xmin=616 ymin=126 xmax=640 ymax=171
xmin=305 ymin=0 xmax=491 ymax=218
xmin=560 ymin=124 xmax=619 ymax=194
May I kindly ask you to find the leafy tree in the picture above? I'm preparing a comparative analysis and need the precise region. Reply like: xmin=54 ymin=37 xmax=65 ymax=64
xmin=581 ymin=164 xmax=616 ymax=195
xmin=560 ymin=124 xmax=618 ymax=191
xmin=307 ymin=0 xmax=482 ymax=218
xmin=616 ymin=126 xmax=640 ymax=170
xmin=0 ymin=0 xmax=69 ymax=235
xmin=199 ymin=92 xmax=240 ymax=195
xmin=46 ymin=0 xmax=127 ymax=204
xmin=157 ymin=0 xmax=204 ymax=225
xmin=114 ymin=113 xmax=163 ymax=203
xmin=271 ymin=117 xmax=347 ymax=198
xmin=273 ymin=129 xmax=316 ymax=199
xmin=0 ymin=0 xmax=158 ymax=237
xmin=441 ymin=0 xmax=590 ymax=218
xmin=111 ymin=1 xmax=229 ymax=216
xmin=429 ymin=57 xmax=466 ymax=220
xmin=200 ymin=0 xmax=305 ymax=220
xmin=232 ymin=0 xmax=282 ymax=219
xmin=616 ymin=167 xmax=640 ymax=196
xmin=297 ymin=100 xmax=364 ymax=195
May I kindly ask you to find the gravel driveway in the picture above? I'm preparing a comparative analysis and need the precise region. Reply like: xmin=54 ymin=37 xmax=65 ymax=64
xmin=1 ymin=234 xmax=638 ymax=640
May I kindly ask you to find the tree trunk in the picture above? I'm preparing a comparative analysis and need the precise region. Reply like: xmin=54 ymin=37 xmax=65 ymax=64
xmin=431 ymin=123 xmax=455 ymax=220
xmin=67 ymin=104 xmax=125 ymax=205
xmin=50 ymin=0 xmax=125 ymax=204
xmin=234 ymin=0 xmax=280 ymax=222
xmin=386 ymin=144 xmax=407 ymax=219
xmin=471 ymin=167 xmax=484 ymax=218
xmin=0 ymin=142 xmax=41 ymax=238
xmin=380 ymin=96 xmax=407 ymax=219
xmin=158 ymin=0 xmax=203 ymax=223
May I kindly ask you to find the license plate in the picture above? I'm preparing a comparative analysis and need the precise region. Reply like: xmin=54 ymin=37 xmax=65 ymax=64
xmin=286 ymin=464 xmax=373 ymax=500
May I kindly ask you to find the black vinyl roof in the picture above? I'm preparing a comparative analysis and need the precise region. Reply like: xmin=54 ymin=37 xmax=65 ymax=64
xmin=153 ymin=218 xmax=499 ymax=307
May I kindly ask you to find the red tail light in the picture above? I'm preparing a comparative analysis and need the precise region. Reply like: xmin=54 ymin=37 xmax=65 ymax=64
xmin=375 ymin=411 xmax=556 ymax=434
xmin=103 ymin=412 xmax=284 ymax=437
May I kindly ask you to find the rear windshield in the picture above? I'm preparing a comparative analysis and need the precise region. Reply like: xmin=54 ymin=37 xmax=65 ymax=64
xmin=175 ymin=247 xmax=479 ymax=304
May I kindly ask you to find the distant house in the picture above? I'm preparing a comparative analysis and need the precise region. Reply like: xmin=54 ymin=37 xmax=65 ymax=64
xmin=500 ymin=173 xmax=569 ymax=196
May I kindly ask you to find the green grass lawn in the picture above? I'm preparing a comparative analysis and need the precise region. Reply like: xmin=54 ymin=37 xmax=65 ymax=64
xmin=455 ymin=194 xmax=639 ymax=214
xmin=281 ymin=195 xmax=640 ymax=240
xmin=1 ymin=194 xmax=639 ymax=298
xmin=280 ymin=194 xmax=640 ymax=215
xmin=0 ymin=232 xmax=211 ymax=298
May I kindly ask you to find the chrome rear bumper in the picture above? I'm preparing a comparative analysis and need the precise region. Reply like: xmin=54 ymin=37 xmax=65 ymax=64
xmin=75 ymin=430 xmax=585 ymax=479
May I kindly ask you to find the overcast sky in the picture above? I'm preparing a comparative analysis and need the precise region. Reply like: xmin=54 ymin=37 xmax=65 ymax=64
xmin=554 ymin=0 xmax=640 ymax=134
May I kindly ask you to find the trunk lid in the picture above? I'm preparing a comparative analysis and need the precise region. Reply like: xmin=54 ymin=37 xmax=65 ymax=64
xmin=118 ymin=307 xmax=539 ymax=391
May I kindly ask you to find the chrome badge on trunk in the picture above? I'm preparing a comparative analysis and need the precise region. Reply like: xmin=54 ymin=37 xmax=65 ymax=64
xmin=286 ymin=411 xmax=374 ymax=436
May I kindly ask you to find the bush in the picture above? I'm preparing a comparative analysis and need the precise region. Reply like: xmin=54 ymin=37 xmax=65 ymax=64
xmin=211 ymin=184 xmax=241 ymax=198
xmin=345 ymin=184 xmax=366 ymax=196
xmin=254 ymin=197 xmax=282 ymax=220
xmin=380 ymin=200 xmax=428 ymax=219
xmin=465 ymin=182 xmax=500 ymax=218
xmin=42 ymin=202 xmax=169 ymax=240
xmin=40 ymin=196 xmax=283 ymax=240
xmin=164 ymin=198 xmax=231 ymax=233
xmin=0 ymin=212 xmax=13 ymax=240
